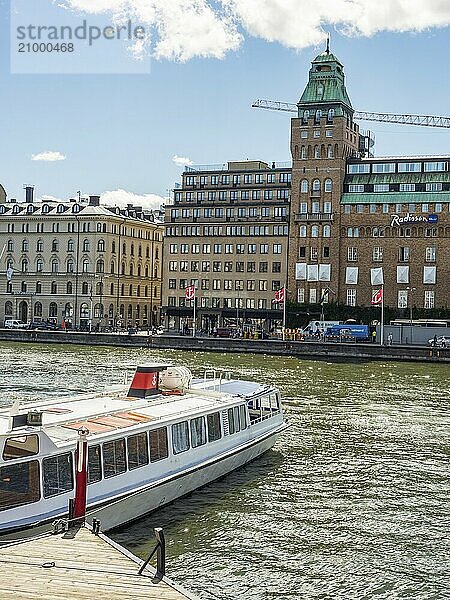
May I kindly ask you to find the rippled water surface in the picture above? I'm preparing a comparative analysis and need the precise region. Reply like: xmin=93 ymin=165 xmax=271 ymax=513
xmin=1 ymin=342 xmax=449 ymax=599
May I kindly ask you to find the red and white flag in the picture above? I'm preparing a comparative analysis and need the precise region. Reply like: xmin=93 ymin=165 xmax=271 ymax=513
xmin=185 ymin=285 xmax=195 ymax=301
xmin=274 ymin=287 xmax=285 ymax=303
xmin=371 ymin=288 xmax=383 ymax=305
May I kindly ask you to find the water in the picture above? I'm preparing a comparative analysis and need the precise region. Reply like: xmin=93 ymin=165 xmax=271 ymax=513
xmin=1 ymin=342 xmax=449 ymax=599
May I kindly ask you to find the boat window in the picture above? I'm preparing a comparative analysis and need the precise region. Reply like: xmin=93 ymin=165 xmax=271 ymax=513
xmin=269 ymin=393 xmax=278 ymax=409
xmin=233 ymin=406 xmax=241 ymax=433
xmin=149 ymin=427 xmax=168 ymax=462
xmin=239 ymin=405 xmax=247 ymax=430
xmin=190 ymin=417 xmax=207 ymax=448
xmin=228 ymin=408 xmax=235 ymax=435
xmin=0 ymin=460 xmax=40 ymax=511
xmin=103 ymin=439 xmax=127 ymax=478
xmin=87 ymin=445 xmax=102 ymax=484
xmin=207 ymin=412 xmax=222 ymax=442
xmin=127 ymin=432 xmax=149 ymax=470
xmin=172 ymin=422 xmax=190 ymax=454
xmin=3 ymin=435 xmax=39 ymax=461
xmin=43 ymin=452 xmax=73 ymax=498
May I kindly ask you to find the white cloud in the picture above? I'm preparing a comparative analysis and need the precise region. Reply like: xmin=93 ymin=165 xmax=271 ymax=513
xmin=32 ymin=151 xmax=66 ymax=162
xmin=38 ymin=194 xmax=64 ymax=202
xmin=100 ymin=189 xmax=168 ymax=211
xmin=61 ymin=0 xmax=450 ymax=60
xmin=172 ymin=154 xmax=193 ymax=167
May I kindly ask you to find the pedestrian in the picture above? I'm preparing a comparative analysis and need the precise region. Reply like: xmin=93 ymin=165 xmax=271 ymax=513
xmin=372 ymin=330 xmax=377 ymax=343
xmin=387 ymin=333 xmax=393 ymax=345
xmin=433 ymin=334 xmax=438 ymax=347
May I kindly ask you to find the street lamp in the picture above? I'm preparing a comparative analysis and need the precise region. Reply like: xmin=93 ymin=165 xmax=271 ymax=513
xmin=406 ymin=286 xmax=416 ymax=344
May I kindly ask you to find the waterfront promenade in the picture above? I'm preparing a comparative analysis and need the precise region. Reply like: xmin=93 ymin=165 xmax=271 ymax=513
xmin=0 ymin=328 xmax=448 ymax=363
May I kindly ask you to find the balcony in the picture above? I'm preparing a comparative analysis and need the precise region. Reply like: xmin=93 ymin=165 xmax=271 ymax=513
xmin=295 ymin=213 xmax=334 ymax=222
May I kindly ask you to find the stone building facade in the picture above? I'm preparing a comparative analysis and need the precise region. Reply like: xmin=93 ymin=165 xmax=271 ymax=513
xmin=161 ymin=161 xmax=290 ymax=333
xmin=0 ymin=189 xmax=163 ymax=329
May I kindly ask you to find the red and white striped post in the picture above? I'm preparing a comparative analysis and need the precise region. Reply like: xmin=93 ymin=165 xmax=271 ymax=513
xmin=74 ymin=426 xmax=89 ymax=521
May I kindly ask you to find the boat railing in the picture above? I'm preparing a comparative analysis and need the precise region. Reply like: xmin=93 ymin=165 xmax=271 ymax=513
xmin=249 ymin=408 xmax=281 ymax=426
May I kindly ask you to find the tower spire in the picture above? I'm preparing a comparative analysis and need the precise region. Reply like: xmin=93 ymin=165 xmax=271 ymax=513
xmin=326 ymin=33 xmax=330 ymax=54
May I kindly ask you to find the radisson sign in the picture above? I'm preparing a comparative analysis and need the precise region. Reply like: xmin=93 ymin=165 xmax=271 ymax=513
xmin=390 ymin=213 xmax=438 ymax=227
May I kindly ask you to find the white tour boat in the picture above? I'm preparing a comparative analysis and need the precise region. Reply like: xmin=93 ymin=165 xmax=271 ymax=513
xmin=0 ymin=363 xmax=287 ymax=542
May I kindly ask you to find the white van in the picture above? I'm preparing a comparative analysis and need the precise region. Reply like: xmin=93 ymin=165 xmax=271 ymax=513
xmin=4 ymin=319 xmax=28 ymax=329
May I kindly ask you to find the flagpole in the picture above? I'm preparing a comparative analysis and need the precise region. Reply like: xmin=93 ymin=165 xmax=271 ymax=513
xmin=282 ymin=293 xmax=286 ymax=341
xmin=192 ymin=296 xmax=196 ymax=338
xmin=380 ymin=283 xmax=384 ymax=346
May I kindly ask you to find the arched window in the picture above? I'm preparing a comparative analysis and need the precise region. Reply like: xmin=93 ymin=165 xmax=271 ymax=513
xmin=22 ymin=239 xmax=29 ymax=252
xmin=143 ymin=305 xmax=148 ymax=319
xmin=51 ymin=281 xmax=57 ymax=294
xmin=5 ymin=301 xmax=13 ymax=316
xmin=72 ymin=203 xmax=80 ymax=213
xmin=21 ymin=281 xmax=27 ymax=293
xmin=354 ymin=227 xmax=360 ymax=238
xmin=80 ymin=303 xmax=89 ymax=319
xmin=314 ymin=145 xmax=319 ymax=159
xmin=301 ymin=179 xmax=308 ymax=193
xmin=36 ymin=258 xmax=44 ymax=273
xmin=67 ymin=259 xmax=74 ymax=273
xmin=301 ymin=145 xmax=306 ymax=159
xmin=96 ymin=282 xmax=103 ymax=296
xmin=94 ymin=303 xmax=103 ymax=319
xmin=83 ymin=239 xmax=90 ymax=252
xmin=327 ymin=108 xmax=334 ymax=123
xmin=96 ymin=259 xmax=104 ymax=273
xmin=7 ymin=239 xmax=13 ymax=252
xmin=110 ymin=261 xmax=115 ymax=274
xmin=49 ymin=302 xmax=58 ymax=318
xmin=302 ymin=110 xmax=309 ymax=124
xmin=27 ymin=204 xmax=34 ymax=214
xmin=323 ymin=225 xmax=331 ymax=238
xmin=137 ymin=265 xmax=141 ymax=277
xmin=129 ymin=264 xmax=134 ymax=276
xmin=299 ymin=225 xmax=307 ymax=238
xmin=110 ymin=283 xmax=114 ymax=296
xmin=21 ymin=258 xmax=29 ymax=273
xmin=119 ymin=304 xmax=124 ymax=318
xmin=145 ymin=265 xmax=149 ymax=278
xmin=122 ymin=242 xmax=127 ymax=255
xmin=146 ymin=246 xmax=150 ymax=258
xmin=64 ymin=302 xmax=73 ymax=318
xmin=67 ymin=282 xmax=73 ymax=294
xmin=136 ymin=305 xmax=140 ymax=320
xmin=154 ymin=266 xmax=158 ymax=278
xmin=34 ymin=302 xmax=42 ymax=317
xmin=129 ymin=284 xmax=133 ymax=296
xmin=42 ymin=204 xmax=50 ymax=214
xmin=67 ymin=239 xmax=74 ymax=252
xmin=82 ymin=259 xmax=89 ymax=273
xmin=51 ymin=259 xmax=59 ymax=273
xmin=127 ymin=304 xmax=133 ymax=318
xmin=121 ymin=262 xmax=125 ymax=275
xmin=324 ymin=179 xmax=332 ymax=192
xmin=311 ymin=225 xmax=319 ymax=238
xmin=145 ymin=286 xmax=148 ymax=297
xmin=155 ymin=248 xmax=159 ymax=260
xmin=36 ymin=281 xmax=42 ymax=294
xmin=108 ymin=304 xmax=114 ymax=318
xmin=137 ymin=285 xmax=141 ymax=297
xmin=315 ymin=109 xmax=322 ymax=124
xmin=82 ymin=282 xmax=88 ymax=295
xmin=327 ymin=144 xmax=333 ymax=158
xmin=57 ymin=204 xmax=65 ymax=213
xmin=37 ymin=239 xmax=44 ymax=252
xmin=97 ymin=239 xmax=105 ymax=252
xmin=312 ymin=179 xmax=321 ymax=193
xmin=52 ymin=239 xmax=59 ymax=252
xmin=112 ymin=241 xmax=116 ymax=254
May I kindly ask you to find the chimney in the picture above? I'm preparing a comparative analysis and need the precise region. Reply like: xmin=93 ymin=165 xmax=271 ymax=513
xmin=89 ymin=195 xmax=100 ymax=207
xmin=25 ymin=185 xmax=35 ymax=203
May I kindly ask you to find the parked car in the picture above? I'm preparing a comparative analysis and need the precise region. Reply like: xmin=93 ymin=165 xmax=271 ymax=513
xmin=428 ymin=335 xmax=450 ymax=348
xmin=4 ymin=319 xmax=28 ymax=329
xmin=28 ymin=321 xmax=57 ymax=330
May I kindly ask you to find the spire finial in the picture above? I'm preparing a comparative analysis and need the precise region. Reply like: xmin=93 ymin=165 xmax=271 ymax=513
xmin=326 ymin=34 xmax=330 ymax=54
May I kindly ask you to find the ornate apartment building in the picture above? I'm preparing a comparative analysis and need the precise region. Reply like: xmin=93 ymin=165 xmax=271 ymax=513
xmin=0 ymin=186 xmax=163 ymax=329
xmin=161 ymin=161 xmax=290 ymax=332
xmin=288 ymin=47 xmax=449 ymax=311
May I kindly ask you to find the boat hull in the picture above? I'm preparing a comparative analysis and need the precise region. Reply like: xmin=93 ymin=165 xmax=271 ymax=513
xmin=1 ymin=424 xmax=285 ymax=544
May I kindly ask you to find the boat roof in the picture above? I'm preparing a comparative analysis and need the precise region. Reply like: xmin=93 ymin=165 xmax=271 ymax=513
xmin=0 ymin=378 xmax=273 ymax=447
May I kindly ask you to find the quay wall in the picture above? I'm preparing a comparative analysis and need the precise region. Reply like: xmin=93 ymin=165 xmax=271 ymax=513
xmin=0 ymin=329 xmax=448 ymax=363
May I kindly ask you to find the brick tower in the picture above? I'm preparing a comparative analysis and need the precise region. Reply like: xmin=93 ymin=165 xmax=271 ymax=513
xmin=288 ymin=43 xmax=360 ymax=306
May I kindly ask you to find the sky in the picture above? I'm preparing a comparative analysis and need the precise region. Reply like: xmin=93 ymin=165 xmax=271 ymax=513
xmin=0 ymin=0 xmax=449 ymax=210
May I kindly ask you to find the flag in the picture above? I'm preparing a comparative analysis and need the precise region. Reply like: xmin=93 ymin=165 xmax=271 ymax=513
xmin=6 ymin=267 xmax=13 ymax=282
xmin=371 ymin=288 xmax=383 ymax=305
xmin=274 ymin=287 xmax=285 ymax=303
xmin=319 ymin=288 xmax=330 ymax=305
xmin=185 ymin=285 xmax=195 ymax=301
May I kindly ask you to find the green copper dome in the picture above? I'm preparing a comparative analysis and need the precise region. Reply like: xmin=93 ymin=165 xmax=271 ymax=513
xmin=298 ymin=45 xmax=352 ymax=111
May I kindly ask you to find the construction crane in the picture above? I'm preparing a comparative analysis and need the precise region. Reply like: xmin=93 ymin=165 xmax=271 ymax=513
xmin=252 ymin=99 xmax=450 ymax=129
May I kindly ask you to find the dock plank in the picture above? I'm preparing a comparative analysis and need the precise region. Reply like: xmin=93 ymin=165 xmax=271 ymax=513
xmin=0 ymin=526 xmax=198 ymax=600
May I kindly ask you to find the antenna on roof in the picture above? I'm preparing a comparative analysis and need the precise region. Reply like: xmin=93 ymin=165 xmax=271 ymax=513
xmin=326 ymin=33 xmax=330 ymax=54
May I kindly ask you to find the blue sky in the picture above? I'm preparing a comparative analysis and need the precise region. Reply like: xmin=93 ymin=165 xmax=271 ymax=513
xmin=0 ymin=0 xmax=449 ymax=208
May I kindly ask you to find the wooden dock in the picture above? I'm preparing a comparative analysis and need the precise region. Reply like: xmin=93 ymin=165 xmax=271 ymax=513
xmin=0 ymin=525 xmax=199 ymax=600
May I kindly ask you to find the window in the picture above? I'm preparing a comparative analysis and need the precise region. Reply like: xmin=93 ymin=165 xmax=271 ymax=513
xmin=373 ymin=247 xmax=383 ymax=262
xmin=372 ymin=163 xmax=395 ymax=173
xmin=346 ymin=289 xmax=356 ymax=307
xmin=103 ymin=439 xmax=127 ymax=478
xmin=0 ymin=461 xmax=40 ymax=511
xmin=398 ymin=290 xmax=408 ymax=309
xmin=127 ymin=433 xmax=149 ymax=470
xmin=400 ymin=184 xmax=415 ymax=192
xmin=312 ymin=179 xmax=320 ymax=193
xmin=149 ymin=427 xmax=169 ymax=462
xmin=87 ymin=446 xmax=102 ymax=484
xmin=425 ymin=247 xmax=436 ymax=262
xmin=43 ymin=452 xmax=73 ymax=498
xmin=374 ymin=184 xmax=389 ymax=192
xmin=324 ymin=179 xmax=332 ymax=192
xmin=398 ymin=162 xmax=421 ymax=172
xmin=349 ymin=184 xmax=364 ymax=192
xmin=207 ymin=412 xmax=222 ymax=442
xmin=273 ymin=244 xmax=282 ymax=254
xmin=348 ymin=163 xmax=370 ymax=174
xmin=190 ymin=417 xmax=207 ymax=448
xmin=424 ymin=291 xmax=435 ymax=309
xmin=323 ymin=225 xmax=331 ymax=238
xmin=309 ymin=288 xmax=317 ymax=303
xmin=399 ymin=247 xmax=410 ymax=261
xmin=426 ymin=183 xmax=442 ymax=192
xmin=3 ymin=435 xmax=39 ymax=460
xmin=424 ymin=162 xmax=446 ymax=172
xmin=301 ymin=179 xmax=308 ymax=193
xmin=172 ymin=422 xmax=190 ymax=454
